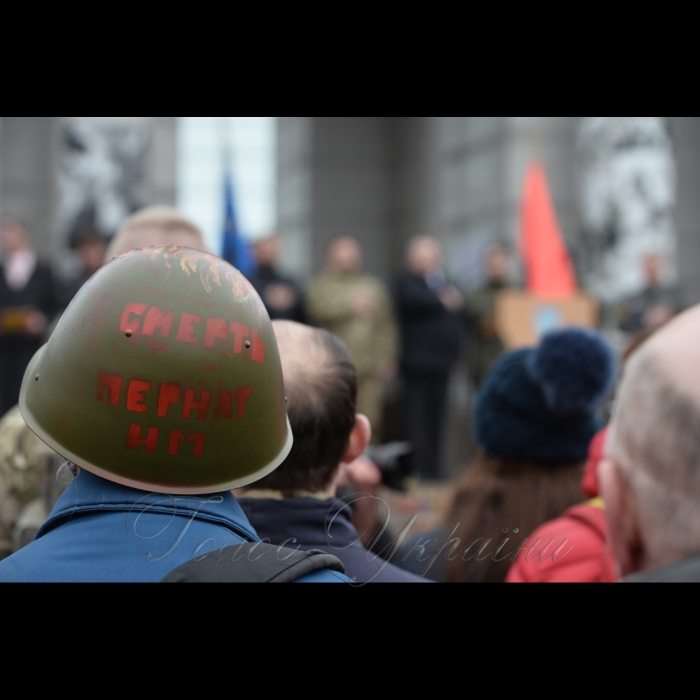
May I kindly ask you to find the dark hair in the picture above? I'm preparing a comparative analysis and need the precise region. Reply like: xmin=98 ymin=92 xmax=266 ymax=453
xmin=443 ymin=453 xmax=586 ymax=584
xmin=251 ymin=329 xmax=357 ymax=495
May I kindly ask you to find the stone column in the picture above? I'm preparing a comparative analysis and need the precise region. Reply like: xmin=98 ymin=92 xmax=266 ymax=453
xmin=670 ymin=117 xmax=700 ymax=305
xmin=0 ymin=116 xmax=59 ymax=253
xmin=277 ymin=117 xmax=314 ymax=279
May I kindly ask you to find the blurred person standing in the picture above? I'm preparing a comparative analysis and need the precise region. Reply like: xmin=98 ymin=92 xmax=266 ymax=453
xmin=464 ymin=244 xmax=512 ymax=388
xmin=396 ymin=237 xmax=462 ymax=481
xmin=58 ymin=230 xmax=107 ymax=309
xmin=601 ymin=305 xmax=700 ymax=582
xmin=307 ymin=238 xmax=397 ymax=440
xmin=0 ymin=220 xmax=57 ymax=416
xmin=616 ymin=253 xmax=684 ymax=334
xmin=249 ymin=234 xmax=307 ymax=324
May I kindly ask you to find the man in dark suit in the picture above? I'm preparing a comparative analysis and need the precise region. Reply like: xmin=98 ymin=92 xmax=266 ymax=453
xmin=248 ymin=234 xmax=307 ymax=324
xmin=0 ymin=220 xmax=57 ymax=415
xmin=396 ymin=237 xmax=463 ymax=482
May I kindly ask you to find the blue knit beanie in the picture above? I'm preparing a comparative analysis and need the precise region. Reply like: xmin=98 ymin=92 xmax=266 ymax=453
xmin=475 ymin=328 xmax=618 ymax=465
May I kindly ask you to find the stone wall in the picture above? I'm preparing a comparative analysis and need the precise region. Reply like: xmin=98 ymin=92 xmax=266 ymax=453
xmin=670 ymin=117 xmax=700 ymax=304
xmin=0 ymin=117 xmax=177 ymax=254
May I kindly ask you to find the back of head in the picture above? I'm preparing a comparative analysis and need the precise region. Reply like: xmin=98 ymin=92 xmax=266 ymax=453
xmin=610 ymin=305 xmax=700 ymax=565
xmin=251 ymin=321 xmax=357 ymax=495
xmin=444 ymin=453 xmax=586 ymax=583
xmin=105 ymin=207 xmax=207 ymax=261
xmin=476 ymin=328 xmax=618 ymax=466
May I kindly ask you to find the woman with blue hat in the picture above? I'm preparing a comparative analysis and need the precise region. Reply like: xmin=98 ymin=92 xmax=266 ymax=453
xmin=442 ymin=327 xmax=618 ymax=583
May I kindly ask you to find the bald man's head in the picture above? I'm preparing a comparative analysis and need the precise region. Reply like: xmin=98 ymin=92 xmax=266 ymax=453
xmin=250 ymin=321 xmax=358 ymax=494
xmin=605 ymin=305 xmax=700 ymax=574
xmin=106 ymin=206 xmax=207 ymax=261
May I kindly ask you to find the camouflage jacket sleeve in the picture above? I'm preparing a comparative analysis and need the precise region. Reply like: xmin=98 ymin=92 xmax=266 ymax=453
xmin=306 ymin=276 xmax=358 ymax=326
xmin=0 ymin=408 xmax=57 ymax=559
xmin=0 ymin=456 xmax=19 ymax=558
xmin=373 ymin=282 xmax=399 ymax=367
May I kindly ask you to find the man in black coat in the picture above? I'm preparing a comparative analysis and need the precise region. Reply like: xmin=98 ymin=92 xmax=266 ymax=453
xmin=57 ymin=230 xmax=107 ymax=311
xmin=396 ymin=237 xmax=463 ymax=482
xmin=0 ymin=221 xmax=58 ymax=416
xmin=248 ymin=234 xmax=307 ymax=324
xmin=238 ymin=321 xmax=430 ymax=584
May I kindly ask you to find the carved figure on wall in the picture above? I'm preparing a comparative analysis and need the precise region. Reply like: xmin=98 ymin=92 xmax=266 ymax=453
xmin=59 ymin=121 xmax=149 ymax=245
xmin=578 ymin=117 xmax=677 ymax=304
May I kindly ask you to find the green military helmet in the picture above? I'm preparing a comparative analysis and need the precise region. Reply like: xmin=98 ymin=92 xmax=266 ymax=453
xmin=20 ymin=246 xmax=293 ymax=495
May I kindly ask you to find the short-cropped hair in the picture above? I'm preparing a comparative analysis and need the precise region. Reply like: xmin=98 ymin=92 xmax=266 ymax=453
xmin=106 ymin=206 xmax=207 ymax=260
xmin=613 ymin=349 xmax=700 ymax=558
xmin=252 ymin=327 xmax=358 ymax=494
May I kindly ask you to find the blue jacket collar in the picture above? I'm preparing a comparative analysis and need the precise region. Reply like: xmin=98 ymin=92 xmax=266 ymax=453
xmin=38 ymin=470 xmax=259 ymax=543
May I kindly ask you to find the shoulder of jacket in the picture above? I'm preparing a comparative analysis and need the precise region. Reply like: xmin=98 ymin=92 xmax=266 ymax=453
xmin=299 ymin=569 xmax=352 ymax=584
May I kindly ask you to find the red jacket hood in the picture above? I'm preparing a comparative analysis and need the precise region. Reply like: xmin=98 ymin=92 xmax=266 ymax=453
xmin=582 ymin=428 xmax=609 ymax=499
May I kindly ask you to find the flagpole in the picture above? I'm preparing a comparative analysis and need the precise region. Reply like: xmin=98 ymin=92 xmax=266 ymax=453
xmin=526 ymin=118 xmax=545 ymax=163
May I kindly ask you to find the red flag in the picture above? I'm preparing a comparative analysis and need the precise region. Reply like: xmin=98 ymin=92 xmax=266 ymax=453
xmin=521 ymin=162 xmax=578 ymax=299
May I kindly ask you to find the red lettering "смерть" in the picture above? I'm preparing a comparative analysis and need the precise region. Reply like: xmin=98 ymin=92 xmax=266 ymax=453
xmin=119 ymin=303 xmax=266 ymax=364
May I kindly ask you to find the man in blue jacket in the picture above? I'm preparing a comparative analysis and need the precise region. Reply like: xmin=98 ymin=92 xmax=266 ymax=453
xmin=238 ymin=321 xmax=431 ymax=584
xmin=0 ymin=242 xmax=348 ymax=583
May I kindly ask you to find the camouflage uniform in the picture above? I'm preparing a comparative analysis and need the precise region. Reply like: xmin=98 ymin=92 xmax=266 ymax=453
xmin=464 ymin=283 xmax=507 ymax=388
xmin=0 ymin=407 xmax=63 ymax=559
xmin=307 ymin=272 xmax=398 ymax=438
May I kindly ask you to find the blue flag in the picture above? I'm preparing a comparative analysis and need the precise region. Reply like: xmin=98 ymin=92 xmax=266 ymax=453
xmin=221 ymin=170 xmax=256 ymax=277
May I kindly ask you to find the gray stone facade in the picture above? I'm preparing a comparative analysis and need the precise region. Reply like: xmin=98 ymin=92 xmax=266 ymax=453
xmin=2 ymin=117 xmax=699 ymax=303
xmin=277 ymin=116 xmax=700 ymax=304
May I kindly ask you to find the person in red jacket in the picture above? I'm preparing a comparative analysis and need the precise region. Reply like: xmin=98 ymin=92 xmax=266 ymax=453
xmin=506 ymin=429 xmax=618 ymax=584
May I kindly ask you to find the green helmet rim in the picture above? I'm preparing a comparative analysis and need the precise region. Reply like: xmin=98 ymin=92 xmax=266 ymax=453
xmin=21 ymin=347 xmax=294 ymax=495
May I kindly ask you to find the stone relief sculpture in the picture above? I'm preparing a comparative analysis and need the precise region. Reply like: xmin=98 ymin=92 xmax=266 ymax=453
xmin=577 ymin=117 xmax=677 ymax=303
xmin=59 ymin=121 xmax=149 ymax=244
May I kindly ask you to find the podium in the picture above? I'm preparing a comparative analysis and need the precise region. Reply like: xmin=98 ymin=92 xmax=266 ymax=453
xmin=495 ymin=291 xmax=599 ymax=350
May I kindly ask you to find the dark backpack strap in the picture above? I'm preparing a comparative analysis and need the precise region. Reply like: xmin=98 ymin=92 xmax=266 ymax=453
xmin=161 ymin=543 xmax=346 ymax=583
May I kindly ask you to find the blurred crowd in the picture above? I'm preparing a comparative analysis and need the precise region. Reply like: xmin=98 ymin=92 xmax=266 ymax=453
xmin=0 ymin=208 xmax=695 ymax=583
